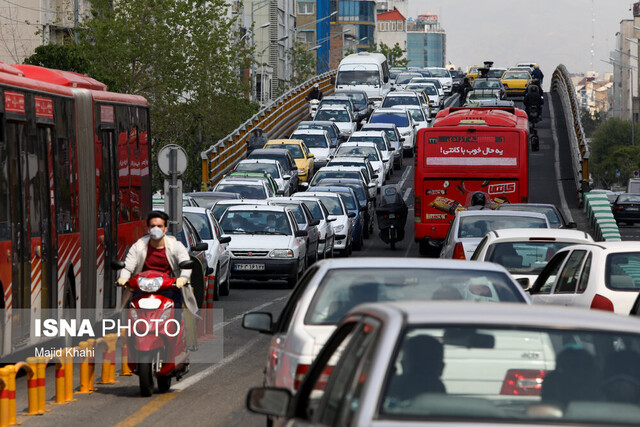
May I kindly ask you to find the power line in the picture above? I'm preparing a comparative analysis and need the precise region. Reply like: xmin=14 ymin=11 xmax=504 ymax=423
xmin=0 ymin=0 xmax=58 ymax=14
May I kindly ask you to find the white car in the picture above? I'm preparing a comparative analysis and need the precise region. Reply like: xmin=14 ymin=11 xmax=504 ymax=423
xmin=411 ymin=77 xmax=445 ymax=98
xmin=346 ymin=131 xmax=393 ymax=178
xmin=290 ymin=129 xmax=334 ymax=170
xmin=333 ymin=142 xmax=386 ymax=188
xmin=471 ymin=228 xmax=594 ymax=290
xmin=213 ymin=178 xmax=274 ymax=199
xmin=402 ymin=105 xmax=430 ymax=132
xmin=292 ymin=191 xmax=353 ymax=255
xmin=267 ymin=197 xmax=320 ymax=265
xmin=313 ymin=106 xmax=357 ymax=138
xmin=242 ymin=258 xmax=529 ymax=393
xmin=290 ymin=196 xmax=336 ymax=259
xmin=405 ymin=82 xmax=442 ymax=110
xmin=440 ymin=210 xmax=550 ymax=260
xmin=182 ymin=206 xmax=232 ymax=299
xmin=234 ymin=159 xmax=292 ymax=197
xmin=393 ymin=72 xmax=423 ymax=90
xmin=327 ymin=156 xmax=377 ymax=190
xmin=310 ymin=165 xmax=376 ymax=201
xmin=426 ymin=67 xmax=454 ymax=95
xmin=360 ymin=123 xmax=403 ymax=170
xmin=368 ymin=108 xmax=417 ymax=157
xmin=219 ymin=204 xmax=308 ymax=287
xmin=529 ymin=242 xmax=640 ymax=315
xmin=210 ymin=199 xmax=268 ymax=221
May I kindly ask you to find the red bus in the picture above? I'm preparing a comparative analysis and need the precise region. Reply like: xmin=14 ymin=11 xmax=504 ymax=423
xmin=0 ymin=64 xmax=151 ymax=354
xmin=414 ymin=107 xmax=529 ymax=255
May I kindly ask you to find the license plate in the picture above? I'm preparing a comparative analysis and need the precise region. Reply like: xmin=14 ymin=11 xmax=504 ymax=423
xmin=388 ymin=214 xmax=396 ymax=219
xmin=628 ymin=207 xmax=639 ymax=211
xmin=234 ymin=263 xmax=265 ymax=271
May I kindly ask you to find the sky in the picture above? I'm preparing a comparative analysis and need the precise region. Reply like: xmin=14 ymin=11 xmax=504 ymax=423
xmin=407 ymin=0 xmax=636 ymax=78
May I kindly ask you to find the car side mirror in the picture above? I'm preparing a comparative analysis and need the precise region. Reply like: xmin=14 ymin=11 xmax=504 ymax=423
xmin=400 ymin=137 xmax=406 ymax=142
xmin=427 ymin=118 xmax=433 ymax=123
xmin=567 ymin=222 xmax=577 ymax=229
xmin=178 ymin=259 xmax=197 ymax=269
xmin=309 ymin=218 xmax=320 ymax=226
xmin=219 ymin=235 xmax=232 ymax=244
xmin=242 ymin=312 xmax=273 ymax=334
xmin=295 ymin=229 xmax=308 ymax=237
xmin=246 ymin=387 xmax=291 ymax=417
xmin=308 ymin=153 xmax=314 ymax=158
xmin=347 ymin=212 xmax=356 ymax=218
xmin=192 ymin=242 xmax=208 ymax=252
xmin=330 ymin=77 xmax=335 ymax=85
xmin=368 ymin=182 xmax=376 ymax=188
xmin=276 ymin=190 xmax=284 ymax=196
xmin=390 ymin=87 xmax=396 ymax=92
xmin=327 ymin=217 xmax=337 ymax=222
xmin=283 ymin=175 xmax=291 ymax=180
xmin=515 ymin=277 xmax=530 ymax=290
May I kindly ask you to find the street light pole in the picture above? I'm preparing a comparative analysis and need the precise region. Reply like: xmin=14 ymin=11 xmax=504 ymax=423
xmin=607 ymin=57 xmax=637 ymax=145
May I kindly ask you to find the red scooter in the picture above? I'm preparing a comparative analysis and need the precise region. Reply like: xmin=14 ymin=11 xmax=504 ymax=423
xmin=111 ymin=259 xmax=195 ymax=396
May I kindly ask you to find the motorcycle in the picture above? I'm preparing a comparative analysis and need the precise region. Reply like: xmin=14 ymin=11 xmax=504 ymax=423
xmin=530 ymin=128 xmax=540 ymax=152
xmin=527 ymin=104 xmax=541 ymax=125
xmin=376 ymin=185 xmax=408 ymax=250
xmin=111 ymin=259 xmax=196 ymax=396
xmin=309 ymin=99 xmax=320 ymax=119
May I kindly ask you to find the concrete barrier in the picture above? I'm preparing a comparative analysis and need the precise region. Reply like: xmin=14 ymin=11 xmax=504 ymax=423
xmin=583 ymin=192 xmax=621 ymax=241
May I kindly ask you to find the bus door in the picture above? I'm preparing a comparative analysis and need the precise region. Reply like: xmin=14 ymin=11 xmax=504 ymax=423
xmin=98 ymin=105 xmax=118 ymax=308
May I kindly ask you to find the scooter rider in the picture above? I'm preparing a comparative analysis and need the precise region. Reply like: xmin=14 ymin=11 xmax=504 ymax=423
xmin=523 ymin=83 xmax=544 ymax=119
xmin=306 ymin=83 xmax=324 ymax=101
xmin=531 ymin=64 xmax=544 ymax=86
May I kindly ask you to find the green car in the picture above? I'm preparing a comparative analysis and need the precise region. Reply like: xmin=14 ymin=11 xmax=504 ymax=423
xmin=225 ymin=171 xmax=281 ymax=196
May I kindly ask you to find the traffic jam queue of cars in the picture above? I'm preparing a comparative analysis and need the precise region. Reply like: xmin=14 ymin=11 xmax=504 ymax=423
xmin=228 ymin=54 xmax=640 ymax=426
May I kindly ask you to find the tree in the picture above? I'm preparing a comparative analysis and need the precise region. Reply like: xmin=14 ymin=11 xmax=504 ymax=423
xmin=367 ymin=42 xmax=408 ymax=67
xmin=24 ymin=44 xmax=90 ymax=74
xmin=590 ymin=118 xmax=640 ymax=187
xmin=580 ymin=108 xmax=602 ymax=138
xmin=287 ymin=41 xmax=318 ymax=87
xmin=76 ymin=0 xmax=256 ymax=190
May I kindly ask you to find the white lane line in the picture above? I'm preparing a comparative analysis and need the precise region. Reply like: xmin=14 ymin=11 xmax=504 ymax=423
xmin=172 ymin=335 xmax=263 ymax=391
xmin=397 ymin=166 xmax=413 ymax=191
xmin=548 ymin=94 xmax=575 ymax=224
xmin=403 ymin=187 xmax=412 ymax=203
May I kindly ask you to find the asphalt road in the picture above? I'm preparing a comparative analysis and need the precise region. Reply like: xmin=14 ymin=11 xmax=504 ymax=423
xmin=13 ymin=93 xmax=619 ymax=427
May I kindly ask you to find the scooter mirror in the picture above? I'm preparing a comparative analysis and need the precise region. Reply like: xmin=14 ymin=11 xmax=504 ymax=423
xmin=179 ymin=259 xmax=197 ymax=270
xmin=111 ymin=260 xmax=125 ymax=270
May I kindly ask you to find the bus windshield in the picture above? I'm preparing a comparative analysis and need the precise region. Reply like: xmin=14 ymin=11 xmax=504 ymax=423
xmin=337 ymin=70 xmax=380 ymax=86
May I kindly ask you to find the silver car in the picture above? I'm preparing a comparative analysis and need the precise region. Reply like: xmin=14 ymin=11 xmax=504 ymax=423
xmin=242 ymin=258 xmax=529 ymax=393
xmin=291 ymin=196 xmax=336 ymax=259
xmin=248 ymin=302 xmax=640 ymax=426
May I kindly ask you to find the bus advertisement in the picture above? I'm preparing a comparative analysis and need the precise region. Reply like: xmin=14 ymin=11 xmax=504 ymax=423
xmin=414 ymin=107 xmax=530 ymax=255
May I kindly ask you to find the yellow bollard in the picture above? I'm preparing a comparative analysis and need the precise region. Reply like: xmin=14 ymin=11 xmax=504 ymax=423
xmin=23 ymin=358 xmax=40 ymax=415
xmin=61 ymin=353 xmax=76 ymax=402
xmin=78 ymin=341 xmax=94 ymax=394
xmin=51 ymin=358 xmax=66 ymax=404
xmin=34 ymin=357 xmax=48 ymax=413
xmin=0 ymin=368 xmax=9 ymax=427
xmin=120 ymin=330 xmax=132 ymax=376
xmin=104 ymin=334 xmax=118 ymax=383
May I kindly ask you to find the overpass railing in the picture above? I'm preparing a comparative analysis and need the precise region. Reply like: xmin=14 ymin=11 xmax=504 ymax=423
xmin=583 ymin=192 xmax=621 ymax=241
xmin=550 ymin=64 xmax=590 ymax=206
xmin=200 ymin=71 xmax=336 ymax=189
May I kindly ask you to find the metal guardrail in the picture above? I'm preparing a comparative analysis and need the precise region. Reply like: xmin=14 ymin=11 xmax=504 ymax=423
xmin=550 ymin=65 xmax=590 ymax=206
xmin=200 ymin=71 xmax=337 ymax=189
xmin=583 ymin=192 xmax=621 ymax=241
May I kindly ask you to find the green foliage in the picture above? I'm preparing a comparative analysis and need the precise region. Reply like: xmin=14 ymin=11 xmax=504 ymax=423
xmin=580 ymin=108 xmax=602 ymax=138
xmin=288 ymin=42 xmax=318 ymax=87
xmin=76 ymin=0 xmax=256 ymax=191
xmin=590 ymin=118 xmax=640 ymax=187
xmin=23 ymin=44 xmax=90 ymax=74
xmin=366 ymin=42 xmax=408 ymax=67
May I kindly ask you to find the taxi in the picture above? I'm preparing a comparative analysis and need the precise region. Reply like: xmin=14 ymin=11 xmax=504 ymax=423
xmin=466 ymin=65 xmax=479 ymax=81
xmin=263 ymin=139 xmax=315 ymax=184
xmin=501 ymin=69 xmax=532 ymax=96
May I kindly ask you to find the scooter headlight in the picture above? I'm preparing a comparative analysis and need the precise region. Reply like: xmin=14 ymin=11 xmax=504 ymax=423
xmin=137 ymin=276 xmax=163 ymax=293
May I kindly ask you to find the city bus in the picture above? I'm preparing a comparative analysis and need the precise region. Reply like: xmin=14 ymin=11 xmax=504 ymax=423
xmin=414 ymin=107 xmax=529 ymax=255
xmin=0 ymin=63 xmax=151 ymax=354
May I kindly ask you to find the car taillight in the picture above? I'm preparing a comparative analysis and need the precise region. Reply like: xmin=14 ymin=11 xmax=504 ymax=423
xmin=414 ymin=196 xmax=421 ymax=222
xmin=293 ymin=363 xmax=334 ymax=390
xmin=452 ymin=242 xmax=466 ymax=259
xmin=500 ymin=369 xmax=546 ymax=396
xmin=613 ymin=205 xmax=623 ymax=211
xmin=590 ymin=294 xmax=614 ymax=311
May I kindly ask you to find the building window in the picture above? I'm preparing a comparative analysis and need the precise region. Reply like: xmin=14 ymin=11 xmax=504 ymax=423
xmin=391 ymin=21 xmax=396 ymax=31
xmin=298 ymin=1 xmax=314 ymax=15
xmin=298 ymin=30 xmax=315 ymax=44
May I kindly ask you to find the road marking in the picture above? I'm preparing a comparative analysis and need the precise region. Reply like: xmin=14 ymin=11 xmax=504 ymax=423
xmin=548 ymin=94 xmax=575 ymax=224
xmin=114 ymin=393 xmax=178 ymax=427
xmin=403 ymin=187 xmax=412 ymax=203
xmin=397 ymin=165 xmax=413 ymax=192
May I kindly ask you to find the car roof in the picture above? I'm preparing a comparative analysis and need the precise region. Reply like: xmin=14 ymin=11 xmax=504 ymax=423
xmin=291 ymin=129 xmax=327 ymax=135
xmin=317 ymin=105 xmax=349 ymax=111
xmin=214 ymin=199 xmax=268 ymax=206
xmin=186 ymin=191 xmax=239 ymax=198
xmin=361 ymin=123 xmax=398 ymax=129
xmin=386 ymin=91 xmax=419 ymax=97
xmin=318 ymin=166 xmax=364 ymax=172
xmin=312 ymin=186 xmax=356 ymax=195
xmin=456 ymin=210 xmax=547 ymax=219
xmin=322 ymin=96 xmax=352 ymax=101
xmin=484 ymin=228 xmax=593 ymax=242
xmin=329 ymin=156 xmax=368 ymax=164
xmin=350 ymin=131 xmax=385 ymax=137
xmin=250 ymin=148 xmax=291 ymax=156
xmin=556 ymin=241 xmax=640 ymax=252
xmin=340 ymin=141 xmax=378 ymax=148
xmin=238 ymin=158 xmax=280 ymax=165
xmin=216 ymin=179 xmax=265 ymax=186
xmin=372 ymin=108 xmax=409 ymax=114
xmin=226 ymin=204 xmax=287 ymax=213
xmin=298 ymin=120 xmax=337 ymax=127
xmin=347 ymin=301 xmax=640 ymax=333
xmin=266 ymin=139 xmax=304 ymax=145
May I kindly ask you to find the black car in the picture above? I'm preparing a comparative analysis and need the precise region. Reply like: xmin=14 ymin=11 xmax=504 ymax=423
xmin=295 ymin=120 xmax=344 ymax=148
xmin=334 ymin=89 xmax=374 ymax=122
xmin=612 ymin=193 xmax=640 ymax=225
xmin=314 ymin=177 xmax=375 ymax=236
xmin=448 ymin=69 xmax=465 ymax=91
xmin=248 ymin=148 xmax=299 ymax=190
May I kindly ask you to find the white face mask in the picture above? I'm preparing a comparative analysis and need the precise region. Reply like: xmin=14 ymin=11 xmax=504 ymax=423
xmin=149 ymin=226 xmax=165 ymax=241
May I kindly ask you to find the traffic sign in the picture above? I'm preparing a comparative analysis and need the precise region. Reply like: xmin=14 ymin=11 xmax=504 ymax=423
xmin=616 ymin=169 xmax=621 ymax=178
xmin=157 ymin=144 xmax=188 ymax=176
xmin=635 ymin=170 xmax=639 ymax=178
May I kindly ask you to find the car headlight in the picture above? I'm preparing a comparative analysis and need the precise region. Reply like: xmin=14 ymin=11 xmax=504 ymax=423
xmin=297 ymin=168 xmax=306 ymax=174
xmin=334 ymin=224 xmax=344 ymax=232
xmin=270 ymin=249 xmax=294 ymax=258
xmin=137 ymin=277 xmax=163 ymax=293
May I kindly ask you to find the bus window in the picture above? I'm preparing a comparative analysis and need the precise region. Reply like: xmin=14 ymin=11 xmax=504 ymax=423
xmin=117 ymin=109 xmax=131 ymax=222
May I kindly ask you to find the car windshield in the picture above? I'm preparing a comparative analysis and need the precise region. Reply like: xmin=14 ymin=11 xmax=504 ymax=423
xmin=270 ymin=203 xmax=304 ymax=224
xmin=474 ymin=80 xmax=502 ymax=89
xmin=265 ymin=143 xmax=303 ymax=159
xmin=406 ymin=84 xmax=437 ymax=95
xmin=458 ymin=216 xmax=548 ymax=238
xmin=487 ymin=69 xmax=506 ymax=78
xmin=292 ymin=133 xmax=328 ymax=149
xmin=183 ymin=212 xmax=213 ymax=240
xmin=312 ymin=195 xmax=344 ymax=215
xmin=421 ymin=79 xmax=442 ymax=88
xmin=606 ymin=252 xmax=640 ymax=290
xmin=341 ymin=184 xmax=366 ymax=205
xmin=335 ymin=145 xmax=379 ymax=161
xmin=211 ymin=204 xmax=232 ymax=220
xmin=315 ymin=109 xmax=350 ymax=122
xmin=407 ymin=108 xmax=426 ymax=122
xmin=427 ymin=68 xmax=449 ymax=77
xmin=189 ymin=195 xmax=233 ymax=209
xmin=486 ymin=242 xmax=576 ymax=275
xmin=235 ymin=162 xmax=280 ymax=178
xmin=382 ymin=96 xmax=420 ymax=107
xmin=338 ymin=92 xmax=366 ymax=108
xmin=336 ymin=70 xmax=380 ymax=86
xmin=503 ymin=72 xmax=531 ymax=80
xmin=336 ymin=193 xmax=357 ymax=210
xmin=311 ymin=170 xmax=361 ymax=186
xmin=467 ymin=90 xmax=500 ymax=101
xmin=305 ymin=268 xmax=523 ymax=325
xmin=396 ymin=74 xmax=421 ymax=85
xmin=349 ymin=136 xmax=386 ymax=151
xmin=498 ymin=205 xmax=561 ymax=226
xmin=299 ymin=124 xmax=337 ymax=140
xmin=214 ymin=184 xmax=266 ymax=199
xmin=370 ymin=112 xmax=409 ymax=127
xmin=380 ymin=326 xmax=640 ymax=425
xmin=449 ymin=70 xmax=460 ymax=78
xmin=220 ymin=210 xmax=291 ymax=235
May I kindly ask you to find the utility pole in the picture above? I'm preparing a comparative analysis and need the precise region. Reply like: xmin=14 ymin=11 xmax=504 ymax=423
xmin=74 ymin=0 xmax=79 ymax=43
